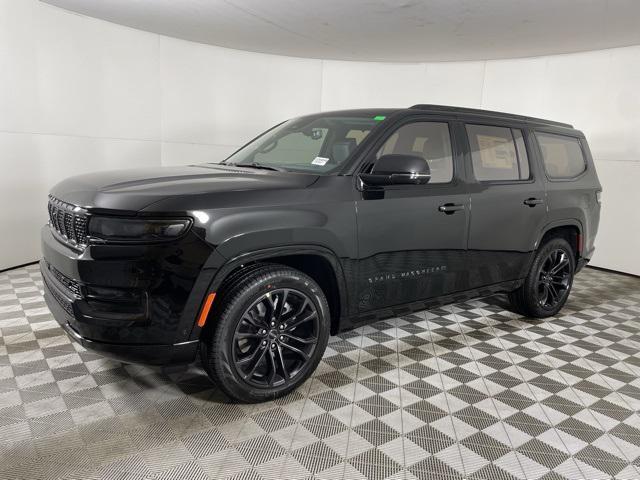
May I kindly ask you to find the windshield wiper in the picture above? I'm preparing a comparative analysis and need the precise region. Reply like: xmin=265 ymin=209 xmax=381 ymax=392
xmin=234 ymin=162 xmax=285 ymax=172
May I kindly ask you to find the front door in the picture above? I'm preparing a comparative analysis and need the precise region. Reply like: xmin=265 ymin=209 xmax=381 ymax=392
xmin=462 ymin=123 xmax=547 ymax=287
xmin=355 ymin=119 xmax=470 ymax=312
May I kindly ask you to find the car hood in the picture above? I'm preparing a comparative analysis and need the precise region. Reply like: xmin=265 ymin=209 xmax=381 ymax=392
xmin=50 ymin=164 xmax=320 ymax=212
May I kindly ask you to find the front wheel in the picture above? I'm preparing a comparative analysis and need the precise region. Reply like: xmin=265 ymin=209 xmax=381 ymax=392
xmin=508 ymin=237 xmax=575 ymax=318
xmin=200 ymin=264 xmax=330 ymax=403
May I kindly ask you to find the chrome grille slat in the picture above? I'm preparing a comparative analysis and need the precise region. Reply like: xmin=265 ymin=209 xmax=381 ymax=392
xmin=58 ymin=210 xmax=67 ymax=237
xmin=65 ymin=213 xmax=74 ymax=242
xmin=47 ymin=196 xmax=89 ymax=248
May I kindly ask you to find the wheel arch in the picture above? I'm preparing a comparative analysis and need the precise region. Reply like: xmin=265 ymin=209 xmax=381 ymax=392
xmin=536 ymin=220 xmax=584 ymax=263
xmin=191 ymin=245 xmax=349 ymax=339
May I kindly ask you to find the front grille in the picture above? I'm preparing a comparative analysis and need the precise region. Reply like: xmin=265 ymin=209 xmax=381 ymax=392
xmin=46 ymin=262 xmax=82 ymax=298
xmin=48 ymin=196 xmax=88 ymax=248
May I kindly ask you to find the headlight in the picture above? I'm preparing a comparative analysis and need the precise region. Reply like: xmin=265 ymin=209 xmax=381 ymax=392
xmin=88 ymin=217 xmax=192 ymax=242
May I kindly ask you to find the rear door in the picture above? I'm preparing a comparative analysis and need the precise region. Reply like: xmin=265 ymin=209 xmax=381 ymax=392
xmin=355 ymin=116 xmax=470 ymax=312
xmin=462 ymin=122 xmax=547 ymax=287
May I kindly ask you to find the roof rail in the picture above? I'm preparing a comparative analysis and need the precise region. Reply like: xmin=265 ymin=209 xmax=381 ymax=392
xmin=409 ymin=104 xmax=573 ymax=129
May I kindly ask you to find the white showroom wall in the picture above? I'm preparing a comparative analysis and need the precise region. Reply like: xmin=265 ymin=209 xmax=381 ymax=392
xmin=1 ymin=0 xmax=639 ymax=274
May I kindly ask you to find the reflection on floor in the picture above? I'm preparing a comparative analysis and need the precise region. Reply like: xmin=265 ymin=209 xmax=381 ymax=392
xmin=1 ymin=264 xmax=640 ymax=479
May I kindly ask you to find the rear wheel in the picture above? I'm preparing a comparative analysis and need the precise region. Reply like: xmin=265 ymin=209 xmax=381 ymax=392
xmin=508 ymin=237 xmax=575 ymax=318
xmin=200 ymin=264 xmax=330 ymax=402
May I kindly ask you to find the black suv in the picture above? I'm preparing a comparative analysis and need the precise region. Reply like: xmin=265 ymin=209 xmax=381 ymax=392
xmin=41 ymin=105 xmax=601 ymax=402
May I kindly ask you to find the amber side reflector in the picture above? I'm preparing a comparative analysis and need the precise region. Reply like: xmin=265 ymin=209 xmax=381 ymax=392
xmin=197 ymin=293 xmax=216 ymax=327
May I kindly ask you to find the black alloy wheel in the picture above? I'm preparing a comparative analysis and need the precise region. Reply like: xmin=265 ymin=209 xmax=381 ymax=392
xmin=536 ymin=248 xmax=572 ymax=309
xmin=200 ymin=264 xmax=330 ymax=402
xmin=232 ymin=288 xmax=319 ymax=388
xmin=508 ymin=237 xmax=575 ymax=318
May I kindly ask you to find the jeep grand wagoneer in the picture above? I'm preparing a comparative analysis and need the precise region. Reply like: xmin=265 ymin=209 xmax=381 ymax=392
xmin=41 ymin=105 xmax=601 ymax=401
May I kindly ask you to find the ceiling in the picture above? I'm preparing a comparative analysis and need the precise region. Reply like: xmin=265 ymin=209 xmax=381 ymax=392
xmin=41 ymin=0 xmax=640 ymax=62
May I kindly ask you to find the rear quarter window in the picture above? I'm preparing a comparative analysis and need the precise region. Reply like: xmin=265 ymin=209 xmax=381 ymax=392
xmin=536 ymin=133 xmax=587 ymax=179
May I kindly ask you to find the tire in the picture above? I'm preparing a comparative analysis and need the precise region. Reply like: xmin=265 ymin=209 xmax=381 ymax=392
xmin=199 ymin=264 xmax=330 ymax=403
xmin=508 ymin=237 xmax=575 ymax=318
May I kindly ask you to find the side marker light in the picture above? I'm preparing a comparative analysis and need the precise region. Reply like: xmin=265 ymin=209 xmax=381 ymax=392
xmin=197 ymin=293 xmax=216 ymax=327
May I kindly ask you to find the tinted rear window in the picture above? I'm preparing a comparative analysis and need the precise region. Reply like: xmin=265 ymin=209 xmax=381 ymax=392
xmin=536 ymin=133 xmax=586 ymax=179
xmin=466 ymin=124 xmax=530 ymax=181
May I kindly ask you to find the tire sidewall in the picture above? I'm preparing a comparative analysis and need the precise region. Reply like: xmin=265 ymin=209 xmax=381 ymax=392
xmin=526 ymin=238 xmax=575 ymax=317
xmin=210 ymin=268 xmax=330 ymax=402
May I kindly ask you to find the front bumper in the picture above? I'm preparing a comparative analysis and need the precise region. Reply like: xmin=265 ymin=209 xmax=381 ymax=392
xmin=42 ymin=259 xmax=199 ymax=365
xmin=40 ymin=224 xmax=215 ymax=365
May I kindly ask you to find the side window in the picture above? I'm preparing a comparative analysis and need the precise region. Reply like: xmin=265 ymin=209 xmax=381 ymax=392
xmin=536 ymin=133 xmax=586 ymax=179
xmin=466 ymin=124 xmax=530 ymax=181
xmin=376 ymin=122 xmax=453 ymax=184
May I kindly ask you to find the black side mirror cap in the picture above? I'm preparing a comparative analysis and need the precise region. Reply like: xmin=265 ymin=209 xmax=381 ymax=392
xmin=359 ymin=154 xmax=431 ymax=186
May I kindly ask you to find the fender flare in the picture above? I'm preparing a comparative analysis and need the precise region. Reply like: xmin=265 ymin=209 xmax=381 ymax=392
xmin=535 ymin=218 xmax=584 ymax=251
xmin=189 ymin=244 xmax=349 ymax=340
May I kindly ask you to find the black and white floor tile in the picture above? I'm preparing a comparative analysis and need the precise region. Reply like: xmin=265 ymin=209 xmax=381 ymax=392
xmin=1 ymin=264 xmax=640 ymax=479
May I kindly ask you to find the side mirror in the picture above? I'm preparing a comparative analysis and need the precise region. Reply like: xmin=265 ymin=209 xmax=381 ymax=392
xmin=359 ymin=154 xmax=431 ymax=186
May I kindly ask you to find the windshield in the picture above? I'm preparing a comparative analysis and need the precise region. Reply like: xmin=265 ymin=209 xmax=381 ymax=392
xmin=223 ymin=113 xmax=386 ymax=174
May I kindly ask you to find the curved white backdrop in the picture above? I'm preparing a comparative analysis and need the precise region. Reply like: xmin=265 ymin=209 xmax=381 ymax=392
xmin=1 ymin=0 xmax=639 ymax=274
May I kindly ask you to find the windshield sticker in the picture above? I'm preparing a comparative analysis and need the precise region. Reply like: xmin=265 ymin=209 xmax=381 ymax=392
xmin=373 ymin=115 xmax=386 ymax=121
xmin=311 ymin=156 xmax=330 ymax=166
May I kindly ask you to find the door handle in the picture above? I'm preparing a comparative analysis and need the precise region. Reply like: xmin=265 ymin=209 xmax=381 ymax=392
xmin=523 ymin=198 xmax=544 ymax=207
xmin=438 ymin=203 xmax=465 ymax=214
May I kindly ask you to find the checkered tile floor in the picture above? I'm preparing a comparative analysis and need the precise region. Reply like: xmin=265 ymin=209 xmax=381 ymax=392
xmin=1 ymin=265 xmax=640 ymax=479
